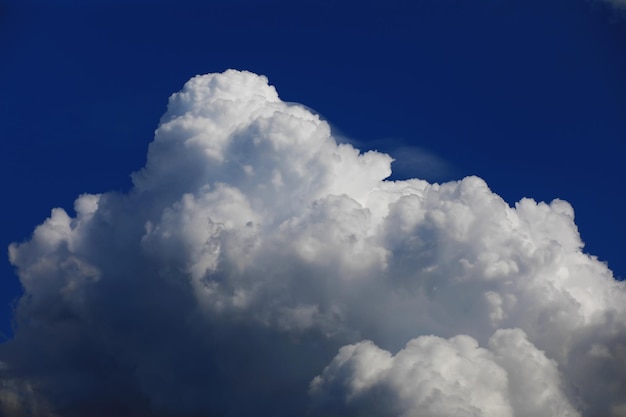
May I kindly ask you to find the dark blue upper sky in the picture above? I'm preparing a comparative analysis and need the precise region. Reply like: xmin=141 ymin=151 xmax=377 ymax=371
xmin=1 ymin=0 xmax=625 ymax=338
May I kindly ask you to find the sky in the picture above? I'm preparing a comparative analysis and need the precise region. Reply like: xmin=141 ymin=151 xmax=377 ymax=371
xmin=0 ymin=0 xmax=625 ymax=416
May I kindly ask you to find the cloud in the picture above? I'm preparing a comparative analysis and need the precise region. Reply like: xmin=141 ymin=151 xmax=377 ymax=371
xmin=1 ymin=69 xmax=625 ymax=416
xmin=310 ymin=329 xmax=578 ymax=417
xmin=604 ymin=0 xmax=626 ymax=8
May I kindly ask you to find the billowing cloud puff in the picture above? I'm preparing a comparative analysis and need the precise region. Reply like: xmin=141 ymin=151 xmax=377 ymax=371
xmin=1 ymin=70 xmax=625 ymax=417
xmin=310 ymin=329 xmax=578 ymax=417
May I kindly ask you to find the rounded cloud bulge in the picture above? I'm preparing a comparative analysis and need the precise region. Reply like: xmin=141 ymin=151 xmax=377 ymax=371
xmin=1 ymin=69 xmax=625 ymax=417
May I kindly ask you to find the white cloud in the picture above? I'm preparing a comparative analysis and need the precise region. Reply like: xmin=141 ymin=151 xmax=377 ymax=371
xmin=310 ymin=329 xmax=578 ymax=417
xmin=1 ymin=69 xmax=625 ymax=416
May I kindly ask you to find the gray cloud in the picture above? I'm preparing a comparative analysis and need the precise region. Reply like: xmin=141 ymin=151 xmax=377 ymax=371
xmin=1 ymin=70 xmax=625 ymax=416
xmin=604 ymin=0 xmax=626 ymax=8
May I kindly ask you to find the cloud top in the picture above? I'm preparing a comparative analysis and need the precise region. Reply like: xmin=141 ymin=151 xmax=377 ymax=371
xmin=1 ymin=70 xmax=625 ymax=417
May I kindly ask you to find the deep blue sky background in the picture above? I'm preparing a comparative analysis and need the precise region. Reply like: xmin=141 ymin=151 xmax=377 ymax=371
xmin=1 ymin=0 xmax=625 ymax=339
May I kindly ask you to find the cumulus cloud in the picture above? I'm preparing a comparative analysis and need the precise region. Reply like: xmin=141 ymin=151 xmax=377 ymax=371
xmin=310 ymin=329 xmax=578 ymax=417
xmin=1 ymin=69 xmax=625 ymax=417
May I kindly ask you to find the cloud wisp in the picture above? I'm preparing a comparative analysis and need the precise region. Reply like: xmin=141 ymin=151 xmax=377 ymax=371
xmin=605 ymin=0 xmax=626 ymax=9
xmin=1 ymin=70 xmax=625 ymax=417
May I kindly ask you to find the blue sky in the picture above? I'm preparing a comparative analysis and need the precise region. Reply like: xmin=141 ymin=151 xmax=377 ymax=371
xmin=0 ymin=0 xmax=625 ymax=414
